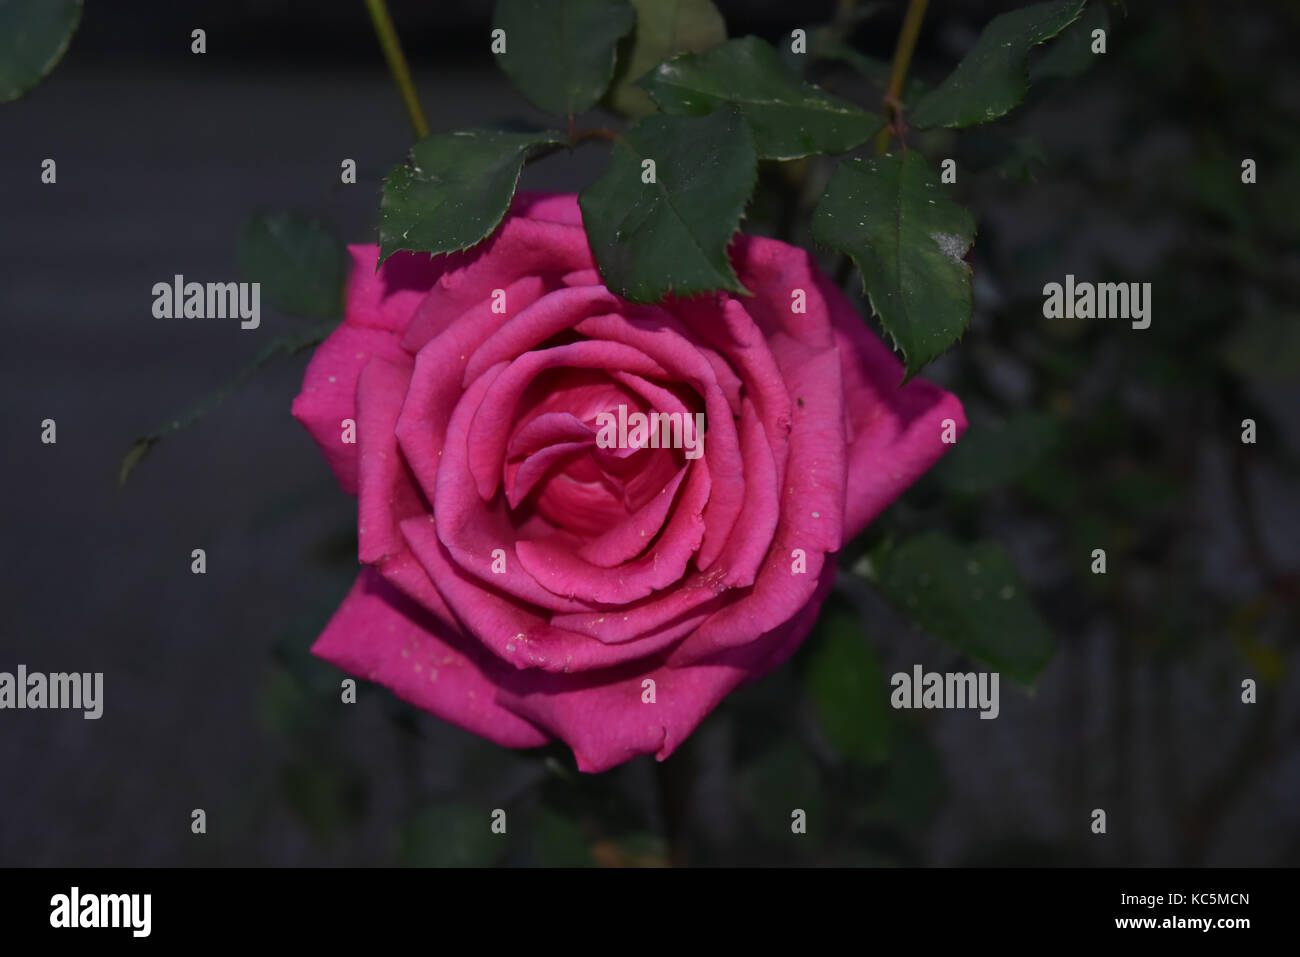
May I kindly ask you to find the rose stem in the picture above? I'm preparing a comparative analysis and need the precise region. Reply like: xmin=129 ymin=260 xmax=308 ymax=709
xmin=363 ymin=0 xmax=430 ymax=139
xmin=873 ymin=0 xmax=928 ymax=155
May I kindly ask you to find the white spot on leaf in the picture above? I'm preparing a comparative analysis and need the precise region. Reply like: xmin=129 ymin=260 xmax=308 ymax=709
xmin=931 ymin=231 xmax=968 ymax=265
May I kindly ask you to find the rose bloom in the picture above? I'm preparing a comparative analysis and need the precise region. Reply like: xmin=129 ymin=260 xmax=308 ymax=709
xmin=292 ymin=193 xmax=964 ymax=772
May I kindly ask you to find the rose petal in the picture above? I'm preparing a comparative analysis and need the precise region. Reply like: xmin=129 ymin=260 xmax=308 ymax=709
xmin=507 ymin=411 xmax=596 ymax=458
xmin=507 ymin=440 xmax=592 ymax=509
xmin=546 ymin=398 xmax=777 ymax=640
xmin=822 ymin=271 xmax=967 ymax=537
xmin=670 ymin=295 xmax=792 ymax=483
xmin=511 ymin=191 xmax=584 ymax=226
xmin=463 ymin=338 xmax=668 ymax=502
xmin=463 ymin=284 xmax=624 ymax=384
xmin=576 ymin=464 xmax=688 ymax=568
xmin=291 ymin=323 xmax=408 ymax=495
xmin=495 ymin=565 xmax=834 ymax=772
xmin=356 ymin=356 xmax=421 ymax=563
xmin=666 ymin=346 xmax=845 ymax=663
xmin=394 ymin=277 xmax=552 ymax=510
xmin=342 ymin=245 xmax=449 ymax=334
xmin=515 ymin=458 xmax=708 ymax=607
xmin=433 ymin=362 xmax=597 ymax=613
xmin=312 ymin=569 xmax=548 ymax=748
xmin=371 ymin=549 xmax=458 ymax=632
xmin=399 ymin=515 xmax=698 ymax=673
xmin=574 ymin=311 xmax=745 ymax=570
xmin=400 ymin=218 xmax=593 ymax=353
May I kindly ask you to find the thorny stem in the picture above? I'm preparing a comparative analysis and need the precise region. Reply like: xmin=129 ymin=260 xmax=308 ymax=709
xmin=873 ymin=0 xmax=929 ymax=155
xmin=364 ymin=0 xmax=430 ymax=139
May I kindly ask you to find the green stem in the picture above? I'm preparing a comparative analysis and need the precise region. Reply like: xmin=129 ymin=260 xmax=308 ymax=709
xmin=873 ymin=0 xmax=928 ymax=155
xmin=118 ymin=324 xmax=333 ymax=486
xmin=363 ymin=0 xmax=430 ymax=139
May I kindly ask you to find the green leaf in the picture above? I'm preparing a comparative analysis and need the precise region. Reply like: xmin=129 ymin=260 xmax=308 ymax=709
xmin=378 ymin=129 xmax=563 ymax=264
xmin=237 ymin=212 xmax=347 ymax=320
xmin=909 ymin=0 xmax=1086 ymax=130
xmin=0 ymin=0 xmax=81 ymax=103
xmin=118 ymin=324 xmax=333 ymax=486
xmin=803 ymin=606 xmax=890 ymax=767
xmin=641 ymin=36 xmax=882 ymax=160
xmin=936 ymin=411 xmax=1061 ymax=494
xmin=812 ymin=152 xmax=974 ymax=377
xmin=494 ymin=0 xmax=636 ymax=116
xmin=607 ymin=0 xmax=726 ymax=118
xmin=400 ymin=802 xmax=507 ymax=867
xmin=1031 ymin=0 xmax=1110 ymax=81
xmin=579 ymin=106 xmax=756 ymax=302
xmin=877 ymin=532 xmax=1056 ymax=686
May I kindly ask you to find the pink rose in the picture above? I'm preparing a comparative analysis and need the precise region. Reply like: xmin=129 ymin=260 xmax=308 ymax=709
xmin=292 ymin=193 xmax=965 ymax=772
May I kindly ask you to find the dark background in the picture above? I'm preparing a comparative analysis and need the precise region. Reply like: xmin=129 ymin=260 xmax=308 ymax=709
xmin=2 ymin=0 xmax=1298 ymax=866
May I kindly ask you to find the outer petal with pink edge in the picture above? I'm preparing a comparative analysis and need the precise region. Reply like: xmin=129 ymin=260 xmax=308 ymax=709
xmin=495 ymin=566 xmax=835 ymax=772
xmin=312 ymin=569 xmax=548 ymax=748
xmin=291 ymin=323 xmax=410 ymax=495
xmin=341 ymin=245 xmax=449 ymax=334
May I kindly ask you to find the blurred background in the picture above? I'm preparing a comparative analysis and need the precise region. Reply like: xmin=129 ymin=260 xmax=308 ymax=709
xmin=1 ymin=0 xmax=1297 ymax=866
